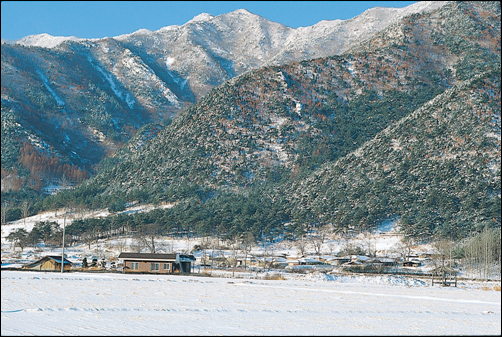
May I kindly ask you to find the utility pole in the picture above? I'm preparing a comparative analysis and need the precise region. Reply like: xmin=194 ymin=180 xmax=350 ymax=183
xmin=61 ymin=213 xmax=66 ymax=273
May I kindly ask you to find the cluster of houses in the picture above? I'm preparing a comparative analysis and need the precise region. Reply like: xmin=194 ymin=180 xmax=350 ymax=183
xmin=191 ymin=252 xmax=434 ymax=275
xmin=19 ymin=252 xmax=430 ymax=274
xmin=17 ymin=251 xmax=459 ymax=286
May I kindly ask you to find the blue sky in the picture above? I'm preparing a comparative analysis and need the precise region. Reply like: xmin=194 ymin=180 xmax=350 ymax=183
xmin=1 ymin=1 xmax=417 ymax=41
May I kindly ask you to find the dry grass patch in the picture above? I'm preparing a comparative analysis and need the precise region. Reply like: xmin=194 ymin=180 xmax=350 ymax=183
xmin=481 ymin=285 xmax=501 ymax=291
xmin=263 ymin=273 xmax=286 ymax=280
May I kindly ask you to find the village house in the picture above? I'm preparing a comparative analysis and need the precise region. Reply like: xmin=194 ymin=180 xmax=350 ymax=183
xmin=195 ymin=254 xmax=212 ymax=267
xmin=269 ymin=257 xmax=289 ymax=268
xmin=342 ymin=260 xmax=363 ymax=266
xmin=378 ymin=257 xmax=397 ymax=266
xmin=118 ymin=252 xmax=195 ymax=274
xmin=298 ymin=257 xmax=324 ymax=265
xmin=399 ymin=260 xmax=422 ymax=268
xmin=325 ymin=256 xmax=352 ymax=266
xmin=23 ymin=255 xmax=72 ymax=271
xmin=366 ymin=257 xmax=397 ymax=267
xmin=286 ymin=258 xmax=301 ymax=267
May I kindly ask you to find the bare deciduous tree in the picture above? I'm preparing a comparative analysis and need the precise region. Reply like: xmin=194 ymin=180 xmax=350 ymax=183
xmin=116 ymin=237 xmax=128 ymax=253
xmin=230 ymin=236 xmax=241 ymax=277
xmin=239 ymin=232 xmax=255 ymax=271
xmin=295 ymin=236 xmax=308 ymax=257
xmin=361 ymin=231 xmax=376 ymax=257
xmin=327 ymin=242 xmax=337 ymax=256
xmin=392 ymin=236 xmax=417 ymax=261
xmin=60 ymin=173 xmax=70 ymax=191
xmin=431 ymin=238 xmax=455 ymax=269
xmin=460 ymin=227 xmax=501 ymax=280
xmin=135 ymin=223 xmax=162 ymax=253
xmin=308 ymin=224 xmax=332 ymax=256
xmin=21 ymin=201 xmax=30 ymax=226
xmin=81 ymin=231 xmax=95 ymax=250
xmin=1 ymin=201 xmax=10 ymax=226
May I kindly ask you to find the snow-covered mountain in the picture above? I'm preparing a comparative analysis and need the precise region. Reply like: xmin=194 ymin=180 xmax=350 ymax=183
xmin=2 ymin=1 xmax=500 ymax=244
xmin=1 ymin=1 xmax=449 ymax=193
xmin=7 ymin=2 xmax=448 ymax=99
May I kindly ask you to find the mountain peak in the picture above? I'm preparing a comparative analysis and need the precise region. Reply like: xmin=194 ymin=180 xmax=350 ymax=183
xmin=188 ymin=12 xmax=214 ymax=23
xmin=15 ymin=33 xmax=85 ymax=48
xmin=231 ymin=8 xmax=253 ymax=15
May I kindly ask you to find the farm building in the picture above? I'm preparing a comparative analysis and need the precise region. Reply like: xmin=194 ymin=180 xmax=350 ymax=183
xmin=286 ymin=258 xmax=301 ymax=266
xmin=431 ymin=266 xmax=459 ymax=287
xmin=118 ymin=253 xmax=195 ymax=274
xmin=325 ymin=256 xmax=352 ymax=265
xmin=342 ymin=260 xmax=363 ymax=266
xmin=400 ymin=260 xmax=422 ymax=267
xmin=366 ymin=257 xmax=397 ymax=267
xmin=351 ymin=255 xmax=371 ymax=262
xmin=22 ymin=255 xmax=72 ymax=271
xmin=298 ymin=257 xmax=324 ymax=265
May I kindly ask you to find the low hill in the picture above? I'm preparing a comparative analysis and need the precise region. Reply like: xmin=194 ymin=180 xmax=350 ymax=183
xmin=285 ymin=69 xmax=501 ymax=239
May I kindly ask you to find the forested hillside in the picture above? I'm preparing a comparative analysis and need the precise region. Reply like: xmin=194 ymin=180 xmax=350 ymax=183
xmin=286 ymin=69 xmax=500 ymax=239
xmin=57 ymin=47 xmax=449 ymax=207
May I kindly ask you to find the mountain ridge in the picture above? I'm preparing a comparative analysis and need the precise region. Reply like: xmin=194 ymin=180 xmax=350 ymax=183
xmin=1 ymin=1 xmax=449 ymax=194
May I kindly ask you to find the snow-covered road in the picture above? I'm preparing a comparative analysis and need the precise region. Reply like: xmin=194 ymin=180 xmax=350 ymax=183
xmin=1 ymin=271 xmax=500 ymax=335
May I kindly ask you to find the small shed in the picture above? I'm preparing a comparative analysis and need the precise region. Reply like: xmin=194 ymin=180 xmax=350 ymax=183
xmin=400 ymin=260 xmax=422 ymax=267
xmin=298 ymin=257 xmax=324 ymax=265
xmin=23 ymin=255 xmax=72 ymax=271
xmin=431 ymin=266 xmax=458 ymax=287
xmin=342 ymin=260 xmax=363 ymax=266
xmin=374 ymin=257 xmax=396 ymax=266
xmin=326 ymin=256 xmax=352 ymax=265
xmin=351 ymin=255 xmax=371 ymax=262
xmin=286 ymin=258 xmax=301 ymax=266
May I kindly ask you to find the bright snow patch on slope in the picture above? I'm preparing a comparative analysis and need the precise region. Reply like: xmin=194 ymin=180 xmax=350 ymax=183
xmin=36 ymin=70 xmax=65 ymax=106
xmin=87 ymin=56 xmax=136 ymax=108
xmin=165 ymin=56 xmax=175 ymax=69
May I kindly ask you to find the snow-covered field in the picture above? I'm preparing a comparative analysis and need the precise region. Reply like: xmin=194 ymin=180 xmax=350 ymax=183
xmin=1 ymin=270 xmax=500 ymax=336
xmin=1 ymin=205 xmax=501 ymax=335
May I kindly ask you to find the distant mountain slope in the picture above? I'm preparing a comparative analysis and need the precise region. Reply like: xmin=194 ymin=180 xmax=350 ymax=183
xmin=68 ymin=47 xmax=450 ymax=203
xmin=1 ymin=2 xmax=447 ymax=195
xmin=267 ymin=1 xmax=446 ymax=66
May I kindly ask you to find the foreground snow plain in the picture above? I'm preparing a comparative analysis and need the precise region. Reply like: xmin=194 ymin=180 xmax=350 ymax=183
xmin=2 ymin=270 xmax=500 ymax=336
